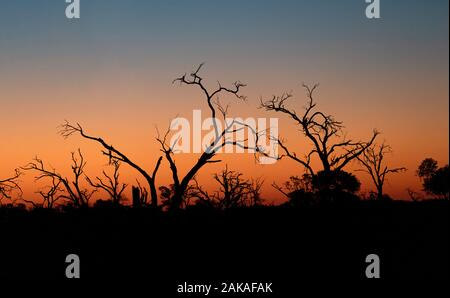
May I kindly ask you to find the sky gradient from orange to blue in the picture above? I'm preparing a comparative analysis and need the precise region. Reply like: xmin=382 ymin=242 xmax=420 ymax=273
xmin=0 ymin=0 xmax=448 ymax=204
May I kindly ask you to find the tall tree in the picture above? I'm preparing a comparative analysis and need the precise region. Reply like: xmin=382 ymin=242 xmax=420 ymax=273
xmin=158 ymin=64 xmax=261 ymax=210
xmin=260 ymin=84 xmax=378 ymax=176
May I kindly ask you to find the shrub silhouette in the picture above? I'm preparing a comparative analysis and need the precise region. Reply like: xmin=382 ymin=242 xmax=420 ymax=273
xmin=417 ymin=158 xmax=449 ymax=199
xmin=279 ymin=170 xmax=361 ymax=206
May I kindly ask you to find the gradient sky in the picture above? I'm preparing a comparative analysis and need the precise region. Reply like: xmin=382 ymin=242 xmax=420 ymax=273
xmin=1 ymin=0 xmax=448 ymax=204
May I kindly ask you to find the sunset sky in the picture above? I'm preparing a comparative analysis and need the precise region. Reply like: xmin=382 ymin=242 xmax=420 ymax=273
xmin=1 ymin=0 xmax=448 ymax=204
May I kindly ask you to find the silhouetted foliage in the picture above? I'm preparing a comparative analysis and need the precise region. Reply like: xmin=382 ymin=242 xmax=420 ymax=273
xmin=417 ymin=158 xmax=438 ymax=179
xmin=417 ymin=158 xmax=449 ymax=199
xmin=312 ymin=170 xmax=361 ymax=194
xmin=276 ymin=170 xmax=361 ymax=206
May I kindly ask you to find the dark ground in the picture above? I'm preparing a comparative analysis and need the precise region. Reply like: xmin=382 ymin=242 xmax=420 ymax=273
xmin=0 ymin=200 xmax=448 ymax=295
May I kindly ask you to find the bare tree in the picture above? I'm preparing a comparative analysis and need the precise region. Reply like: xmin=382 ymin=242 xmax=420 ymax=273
xmin=191 ymin=166 xmax=264 ymax=209
xmin=86 ymin=160 xmax=127 ymax=205
xmin=157 ymin=64 xmax=262 ymax=210
xmin=247 ymin=177 xmax=265 ymax=207
xmin=357 ymin=143 xmax=406 ymax=200
xmin=22 ymin=149 xmax=96 ymax=208
xmin=0 ymin=169 xmax=22 ymax=205
xmin=58 ymin=121 xmax=163 ymax=208
xmin=260 ymin=84 xmax=378 ymax=176
xmin=23 ymin=176 xmax=64 ymax=209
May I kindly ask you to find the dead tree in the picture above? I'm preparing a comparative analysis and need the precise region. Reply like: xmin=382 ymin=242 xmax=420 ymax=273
xmin=212 ymin=166 xmax=262 ymax=209
xmin=356 ymin=143 xmax=406 ymax=200
xmin=58 ymin=121 xmax=163 ymax=208
xmin=132 ymin=180 xmax=148 ymax=208
xmin=158 ymin=64 xmax=262 ymax=210
xmin=86 ymin=160 xmax=127 ymax=205
xmin=23 ymin=176 xmax=64 ymax=209
xmin=191 ymin=166 xmax=264 ymax=209
xmin=260 ymin=84 xmax=378 ymax=176
xmin=0 ymin=169 xmax=22 ymax=205
xmin=247 ymin=177 xmax=265 ymax=207
xmin=22 ymin=149 xmax=96 ymax=208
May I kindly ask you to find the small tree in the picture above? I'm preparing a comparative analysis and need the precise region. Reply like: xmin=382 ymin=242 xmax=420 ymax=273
xmin=23 ymin=149 xmax=96 ymax=208
xmin=191 ymin=166 xmax=264 ymax=210
xmin=357 ymin=143 xmax=406 ymax=200
xmin=23 ymin=176 xmax=64 ymax=209
xmin=86 ymin=160 xmax=127 ymax=205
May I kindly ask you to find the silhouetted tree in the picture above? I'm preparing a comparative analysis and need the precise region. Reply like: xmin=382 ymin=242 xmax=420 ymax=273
xmin=58 ymin=121 xmax=163 ymax=208
xmin=158 ymin=64 xmax=261 ymax=210
xmin=23 ymin=149 xmax=96 ymax=208
xmin=260 ymin=84 xmax=378 ymax=179
xmin=86 ymin=160 xmax=127 ymax=206
xmin=190 ymin=166 xmax=264 ymax=210
xmin=357 ymin=143 xmax=406 ymax=200
xmin=275 ymin=170 xmax=360 ymax=206
xmin=417 ymin=158 xmax=438 ymax=180
xmin=23 ymin=176 xmax=64 ymax=209
xmin=312 ymin=170 xmax=360 ymax=194
xmin=273 ymin=174 xmax=313 ymax=198
xmin=0 ymin=169 xmax=22 ymax=205
xmin=417 ymin=158 xmax=449 ymax=199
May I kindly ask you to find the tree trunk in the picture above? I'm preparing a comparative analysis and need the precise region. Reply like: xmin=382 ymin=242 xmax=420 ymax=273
xmin=377 ymin=186 xmax=383 ymax=201
xmin=132 ymin=186 xmax=141 ymax=208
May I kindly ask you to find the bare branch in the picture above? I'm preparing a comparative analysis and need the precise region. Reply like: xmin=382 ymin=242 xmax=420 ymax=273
xmin=0 ymin=169 xmax=23 ymax=203
xmin=22 ymin=150 xmax=95 ymax=207
xmin=357 ymin=142 xmax=406 ymax=200
xmin=58 ymin=120 xmax=162 ymax=208
xmin=86 ymin=160 xmax=128 ymax=205
xmin=261 ymin=84 xmax=379 ymax=176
